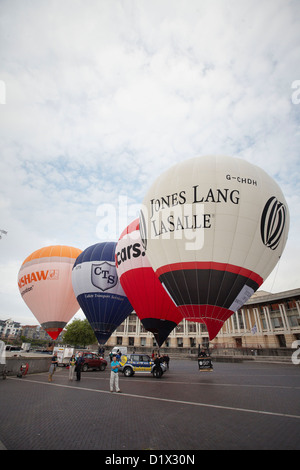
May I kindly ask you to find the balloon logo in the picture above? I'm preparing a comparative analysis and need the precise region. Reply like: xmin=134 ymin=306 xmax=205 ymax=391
xmin=91 ymin=262 xmax=118 ymax=291
xmin=72 ymin=242 xmax=133 ymax=344
xmin=260 ymin=197 xmax=287 ymax=250
xmin=140 ymin=155 xmax=290 ymax=340
xmin=18 ymin=245 xmax=82 ymax=340
xmin=115 ymin=219 xmax=184 ymax=347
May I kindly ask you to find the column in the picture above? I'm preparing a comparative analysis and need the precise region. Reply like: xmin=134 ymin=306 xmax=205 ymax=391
xmin=230 ymin=315 xmax=235 ymax=334
xmin=279 ymin=304 xmax=290 ymax=331
xmin=253 ymin=308 xmax=262 ymax=333
xmin=241 ymin=309 xmax=247 ymax=331
xmin=263 ymin=306 xmax=273 ymax=332
xmin=235 ymin=312 xmax=241 ymax=334
xmin=247 ymin=309 xmax=252 ymax=333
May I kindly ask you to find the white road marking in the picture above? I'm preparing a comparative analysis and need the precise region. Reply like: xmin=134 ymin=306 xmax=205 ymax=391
xmin=8 ymin=376 xmax=300 ymax=420
xmin=50 ymin=370 xmax=300 ymax=390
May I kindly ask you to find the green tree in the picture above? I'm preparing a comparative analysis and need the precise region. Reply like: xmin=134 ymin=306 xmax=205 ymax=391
xmin=63 ymin=319 xmax=96 ymax=347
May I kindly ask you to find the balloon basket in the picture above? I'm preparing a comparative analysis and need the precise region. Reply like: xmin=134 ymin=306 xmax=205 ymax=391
xmin=198 ymin=358 xmax=213 ymax=372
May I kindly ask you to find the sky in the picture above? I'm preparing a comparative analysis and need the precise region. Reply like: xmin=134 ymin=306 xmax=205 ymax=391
xmin=0 ymin=0 xmax=299 ymax=326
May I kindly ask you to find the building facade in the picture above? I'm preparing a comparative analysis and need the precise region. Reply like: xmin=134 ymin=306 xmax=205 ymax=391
xmin=21 ymin=325 xmax=53 ymax=342
xmin=106 ymin=288 xmax=300 ymax=349
xmin=0 ymin=321 xmax=62 ymax=343
xmin=0 ymin=319 xmax=22 ymax=341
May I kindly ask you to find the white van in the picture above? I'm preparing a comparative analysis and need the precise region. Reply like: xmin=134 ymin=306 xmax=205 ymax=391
xmin=111 ymin=346 xmax=127 ymax=356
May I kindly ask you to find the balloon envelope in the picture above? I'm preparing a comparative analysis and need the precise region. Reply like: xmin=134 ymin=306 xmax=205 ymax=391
xmin=115 ymin=219 xmax=184 ymax=347
xmin=72 ymin=242 xmax=133 ymax=344
xmin=140 ymin=155 xmax=290 ymax=340
xmin=18 ymin=245 xmax=82 ymax=340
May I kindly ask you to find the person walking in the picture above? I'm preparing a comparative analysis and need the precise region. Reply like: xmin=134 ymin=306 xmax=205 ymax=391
xmin=110 ymin=355 xmax=121 ymax=393
xmin=48 ymin=351 xmax=58 ymax=382
xmin=68 ymin=354 xmax=76 ymax=381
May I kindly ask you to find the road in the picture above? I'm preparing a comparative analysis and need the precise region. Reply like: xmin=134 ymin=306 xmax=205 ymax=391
xmin=0 ymin=359 xmax=299 ymax=451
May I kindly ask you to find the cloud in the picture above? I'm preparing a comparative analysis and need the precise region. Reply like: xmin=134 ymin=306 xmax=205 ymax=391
xmin=0 ymin=0 xmax=299 ymax=324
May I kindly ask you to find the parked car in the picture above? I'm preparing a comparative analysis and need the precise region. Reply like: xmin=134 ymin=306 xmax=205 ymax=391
xmin=119 ymin=353 xmax=167 ymax=379
xmin=81 ymin=352 xmax=107 ymax=372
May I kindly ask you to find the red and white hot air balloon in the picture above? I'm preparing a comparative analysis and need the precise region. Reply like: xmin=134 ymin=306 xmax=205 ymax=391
xmin=139 ymin=155 xmax=290 ymax=340
xmin=115 ymin=219 xmax=184 ymax=347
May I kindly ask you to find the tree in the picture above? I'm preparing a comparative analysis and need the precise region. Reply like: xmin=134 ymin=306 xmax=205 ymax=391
xmin=63 ymin=319 xmax=96 ymax=347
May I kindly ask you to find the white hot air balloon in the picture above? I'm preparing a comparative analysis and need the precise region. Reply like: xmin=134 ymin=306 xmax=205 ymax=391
xmin=139 ymin=155 xmax=289 ymax=340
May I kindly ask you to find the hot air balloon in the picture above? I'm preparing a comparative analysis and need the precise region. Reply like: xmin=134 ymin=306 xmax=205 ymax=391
xmin=140 ymin=155 xmax=290 ymax=340
xmin=72 ymin=242 xmax=133 ymax=344
xmin=18 ymin=245 xmax=82 ymax=340
xmin=115 ymin=219 xmax=184 ymax=347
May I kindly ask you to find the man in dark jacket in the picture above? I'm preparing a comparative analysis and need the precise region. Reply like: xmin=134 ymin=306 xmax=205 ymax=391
xmin=75 ymin=353 xmax=85 ymax=381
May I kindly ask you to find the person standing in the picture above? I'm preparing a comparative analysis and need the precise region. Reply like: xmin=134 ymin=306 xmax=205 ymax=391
xmin=75 ymin=352 xmax=84 ymax=381
xmin=48 ymin=351 xmax=58 ymax=382
xmin=198 ymin=347 xmax=208 ymax=358
xmin=69 ymin=354 xmax=76 ymax=381
xmin=154 ymin=353 xmax=162 ymax=366
xmin=110 ymin=355 xmax=121 ymax=393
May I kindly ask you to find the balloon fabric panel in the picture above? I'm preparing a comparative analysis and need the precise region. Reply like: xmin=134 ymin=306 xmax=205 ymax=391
xmin=72 ymin=242 xmax=133 ymax=344
xmin=116 ymin=219 xmax=184 ymax=347
xmin=18 ymin=245 xmax=82 ymax=340
xmin=140 ymin=155 xmax=289 ymax=340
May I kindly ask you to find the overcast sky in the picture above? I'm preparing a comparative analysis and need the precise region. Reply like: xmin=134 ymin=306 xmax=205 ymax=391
xmin=0 ymin=0 xmax=299 ymax=326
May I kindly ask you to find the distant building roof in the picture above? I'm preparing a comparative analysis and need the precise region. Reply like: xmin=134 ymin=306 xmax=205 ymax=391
xmin=245 ymin=288 xmax=300 ymax=306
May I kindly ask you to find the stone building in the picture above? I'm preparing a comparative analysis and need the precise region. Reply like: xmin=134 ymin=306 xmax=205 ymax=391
xmin=106 ymin=288 xmax=300 ymax=349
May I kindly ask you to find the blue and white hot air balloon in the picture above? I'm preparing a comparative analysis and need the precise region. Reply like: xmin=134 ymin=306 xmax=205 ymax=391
xmin=72 ymin=242 xmax=133 ymax=344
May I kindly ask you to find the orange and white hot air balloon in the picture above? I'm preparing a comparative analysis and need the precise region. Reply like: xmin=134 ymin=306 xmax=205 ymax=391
xmin=18 ymin=245 xmax=82 ymax=340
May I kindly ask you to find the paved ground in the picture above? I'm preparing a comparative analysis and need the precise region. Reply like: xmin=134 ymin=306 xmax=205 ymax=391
xmin=0 ymin=359 xmax=299 ymax=452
